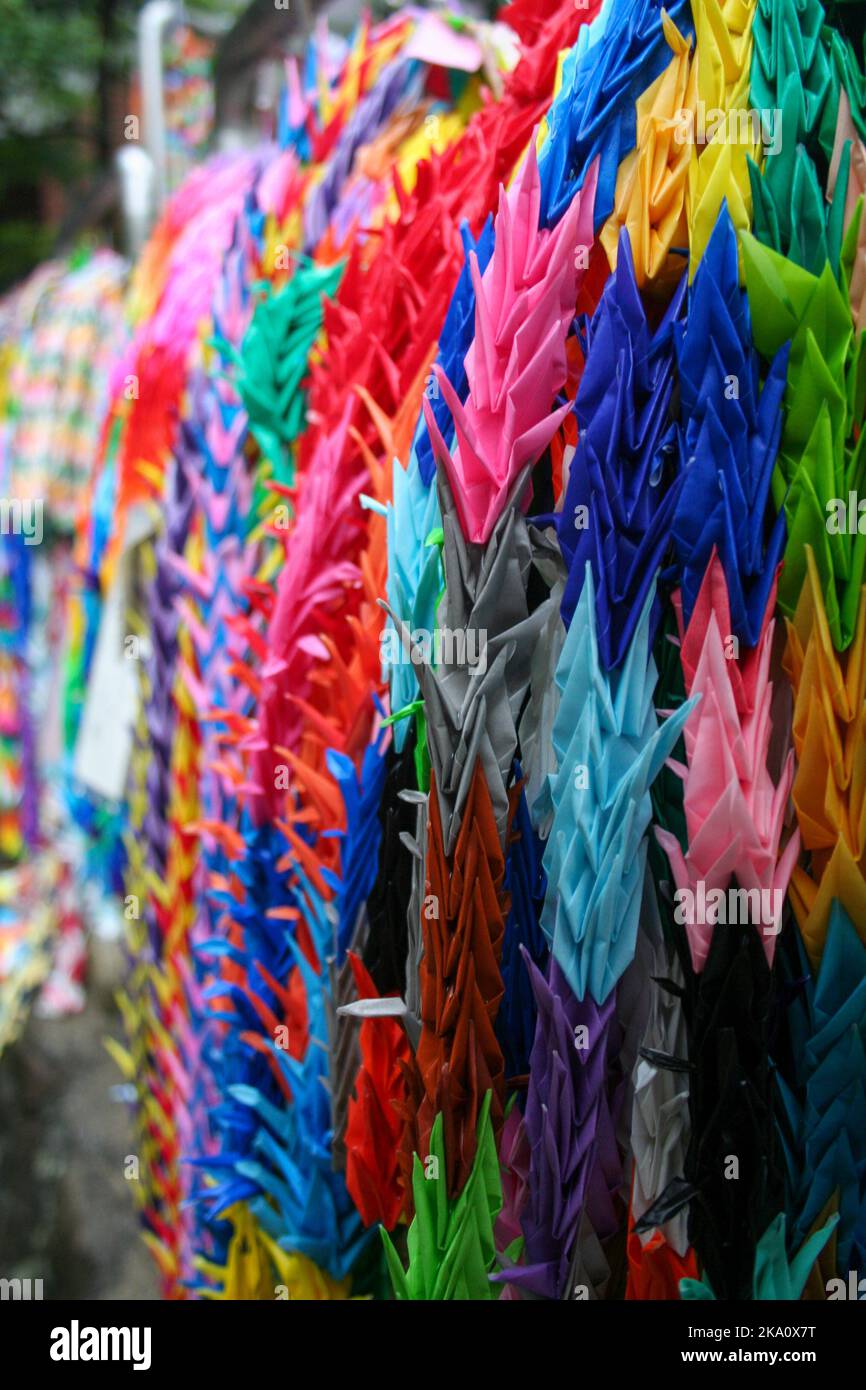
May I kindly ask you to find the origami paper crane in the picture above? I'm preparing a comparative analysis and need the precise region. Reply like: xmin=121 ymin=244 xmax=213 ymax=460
xmin=232 ymin=259 xmax=343 ymax=487
xmin=674 ymin=918 xmax=782 ymax=1301
xmin=680 ymin=1212 xmax=839 ymax=1301
xmin=342 ymin=953 xmax=411 ymax=1230
xmin=495 ymin=956 xmax=620 ymax=1300
xmin=777 ymin=902 xmax=866 ymax=1276
xmin=209 ymin=927 xmax=376 ymax=1281
xmin=410 ymin=762 xmax=511 ymax=1196
xmin=380 ymin=446 xmax=442 ymax=746
xmin=626 ymin=1219 xmax=698 ymax=1300
xmin=414 ymin=217 xmax=494 ymax=488
xmin=558 ymin=228 xmax=686 ymax=668
xmin=670 ymin=206 xmax=788 ymax=646
xmin=415 ymin=474 xmax=566 ymax=855
xmin=496 ymin=778 xmax=549 ymax=1082
xmin=740 ymin=230 xmax=862 ymax=647
xmin=829 ymin=89 xmax=866 ymax=334
xmin=628 ymin=900 xmax=691 ymax=1257
xmin=361 ymin=733 xmax=423 ymax=996
xmin=784 ymin=550 xmax=866 ymax=966
xmin=600 ymin=11 xmax=696 ymax=286
xmin=656 ymin=556 xmax=800 ymax=973
xmin=303 ymin=58 xmax=424 ymax=253
xmin=495 ymin=1098 xmax=531 ymax=1268
xmin=537 ymin=567 xmax=696 ymax=1004
xmin=382 ymin=1091 xmax=502 ymax=1300
xmin=537 ymin=0 xmax=694 ymax=231
xmin=423 ymin=140 xmax=598 ymax=545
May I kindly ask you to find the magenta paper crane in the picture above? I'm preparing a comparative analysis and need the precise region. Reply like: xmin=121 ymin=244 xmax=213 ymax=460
xmin=423 ymin=141 xmax=598 ymax=544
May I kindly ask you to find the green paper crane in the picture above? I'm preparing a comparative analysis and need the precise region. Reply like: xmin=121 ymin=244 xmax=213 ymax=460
xmin=747 ymin=0 xmax=866 ymax=275
xmin=225 ymin=258 xmax=343 ymax=490
xmin=381 ymin=1091 xmax=503 ymax=1300
xmin=740 ymin=230 xmax=866 ymax=649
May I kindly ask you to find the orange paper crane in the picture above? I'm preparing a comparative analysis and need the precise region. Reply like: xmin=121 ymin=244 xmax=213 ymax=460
xmin=405 ymin=766 xmax=519 ymax=1199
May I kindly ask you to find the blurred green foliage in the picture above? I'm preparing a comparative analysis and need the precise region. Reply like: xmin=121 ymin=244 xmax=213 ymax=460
xmin=0 ymin=0 xmax=135 ymax=287
xmin=0 ymin=0 xmax=243 ymax=290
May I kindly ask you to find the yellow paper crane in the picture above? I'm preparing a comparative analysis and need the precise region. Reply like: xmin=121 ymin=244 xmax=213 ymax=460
xmin=601 ymin=12 xmax=696 ymax=286
xmin=195 ymin=1205 xmax=353 ymax=1300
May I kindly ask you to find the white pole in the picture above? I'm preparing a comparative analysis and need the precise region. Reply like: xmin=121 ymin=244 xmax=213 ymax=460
xmin=138 ymin=0 xmax=179 ymax=214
